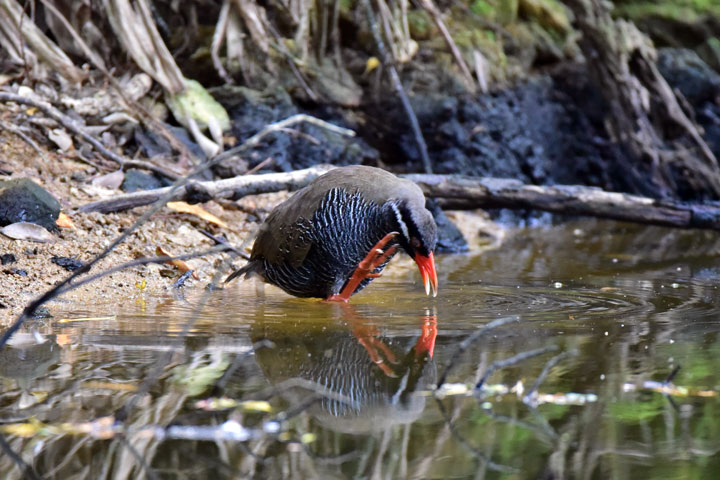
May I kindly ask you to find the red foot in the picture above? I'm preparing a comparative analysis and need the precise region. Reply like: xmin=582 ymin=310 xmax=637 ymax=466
xmin=326 ymin=232 xmax=399 ymax=302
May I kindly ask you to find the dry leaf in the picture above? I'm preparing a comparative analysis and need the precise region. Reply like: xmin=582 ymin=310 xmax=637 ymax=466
xmin=167 ymin=201 xmax=228 ymax=228
xmin=91 ymin=170 xmax=125 ymax=189
xmin=56 ymin=212 xmax=75 ymax=228
xmin=156 ymin=245 xmax=199 ymax=280
xmin=48 ymin=128 xmax=74 ymax=151
xmin=1 ymin=222 xmax=57 ymax=242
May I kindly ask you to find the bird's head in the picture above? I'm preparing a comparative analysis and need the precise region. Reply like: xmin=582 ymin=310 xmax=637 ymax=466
xmin=391 ymin=202 xmax=438 ymax=297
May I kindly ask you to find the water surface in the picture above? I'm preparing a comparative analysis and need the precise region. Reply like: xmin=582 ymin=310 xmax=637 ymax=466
xmin=2 ymin=220 xmax=720 ymax=479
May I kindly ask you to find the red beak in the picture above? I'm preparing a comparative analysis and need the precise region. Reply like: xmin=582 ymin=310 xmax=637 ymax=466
xmin=414 ymin=252 xmax=438 ymax=297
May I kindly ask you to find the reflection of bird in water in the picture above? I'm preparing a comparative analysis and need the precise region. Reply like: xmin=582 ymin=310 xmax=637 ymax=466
xmin=226 ymin=166 xmax=438 ymax=302
xmin=0 ymin=332 xmax=60 ymax=384
xmin=250 ymin=313 xmax=437 ymax=434
xmin=0 ymin=332 xmax=60 ymax=408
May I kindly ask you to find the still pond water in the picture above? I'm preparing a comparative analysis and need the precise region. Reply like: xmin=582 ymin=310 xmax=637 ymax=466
xmin=2 ymin=220 xmax=720 ymax=479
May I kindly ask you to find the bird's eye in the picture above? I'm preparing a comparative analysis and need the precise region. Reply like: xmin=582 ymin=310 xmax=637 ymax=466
xmin=410 ymin=237 xmax=422 ymax=249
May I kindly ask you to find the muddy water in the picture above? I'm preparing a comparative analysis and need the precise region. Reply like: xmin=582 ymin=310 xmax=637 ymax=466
xmin=2 ymin=220 xmax=720 ymax=479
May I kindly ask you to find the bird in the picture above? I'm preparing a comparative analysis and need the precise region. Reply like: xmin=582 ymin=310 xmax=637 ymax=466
xmin=225 ymin=165 xmax=438 ymax=301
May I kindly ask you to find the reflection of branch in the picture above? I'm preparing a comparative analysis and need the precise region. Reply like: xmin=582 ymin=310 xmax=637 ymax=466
xmin=44 ymin=436 xmax=90 ymax=477
xmin=475 ymin=345 xmax=559 ymax=390
xmin=437 ymin=316 xmax=520 ymax=388
xmin=210 ymin=340 xmax=275 ymax=396
xmin=0 ymin=433 xmax=41 ymax=480
xmin=249 ymin=378 xmax=355 ymax=406
xmin=118 ymin=436 xmax=161 ymax=480
xmin=435 ymin=398 xmax=517 ymax=474
xmin=524 ymin=350 xmax=577 ymax=405
xmin=481 ymin=408 xmax=558 ymax=443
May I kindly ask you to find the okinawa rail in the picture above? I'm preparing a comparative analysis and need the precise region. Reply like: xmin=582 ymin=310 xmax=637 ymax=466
xmin=225 ymin=165 xmax=438 ymax=302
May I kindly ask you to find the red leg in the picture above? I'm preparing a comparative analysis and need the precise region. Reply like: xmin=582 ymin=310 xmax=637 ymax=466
xmin=414 ymin=316 xmax=437 ymax=358
xmin=356 ymin=336 xmax=398 ymax=377
xmin=326 ymin=232 xmax=399 ymax=302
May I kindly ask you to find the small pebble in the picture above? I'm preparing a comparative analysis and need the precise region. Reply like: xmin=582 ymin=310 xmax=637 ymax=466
xmin=51 ymin=256 xmax=84 ymax=271
xmin=5 ymin=268 xmax=28 ymax=276
xmin=0 ymin=253 xmax=16 ymax=265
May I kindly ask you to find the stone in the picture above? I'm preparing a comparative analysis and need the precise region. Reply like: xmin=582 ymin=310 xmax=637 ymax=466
xmin=657 ymin=48 xmax=720 ymax=106
xmin=0 ymin=178 xmax=60 ymax=231
xmin=121 ymin=169 xmax=165 ymax=192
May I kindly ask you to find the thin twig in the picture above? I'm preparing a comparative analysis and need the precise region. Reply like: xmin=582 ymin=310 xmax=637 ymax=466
xmin=199 ymin=229 xmax=249 ymax=259
xmin=361 ymin=0 xmax=433 ymax=174
xmin=211 ymin=0 xmax=233 ymax=84
xmin=36 ymin=0 xmax=196 ymax=162
xmin=244 ymin=156 xmax=274 ymax=175
xmin=116 ymin=214 xmax=260 ymax=423
xmin=54 ymin=247 xmax=228 ymax=297
xmin=0 ymin=119 xmax=49 ymax=162
xmin=264 ymin=21 xmax=318 ymax=101
xmin=0 ymin=92 xmax=182 ymax=180
xmin=417 ymin=0 xmax=475 ymax=91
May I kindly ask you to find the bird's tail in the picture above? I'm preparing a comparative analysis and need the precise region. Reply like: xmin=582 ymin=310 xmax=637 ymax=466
xmin=224 ymin=261 xmax=257 ymax=284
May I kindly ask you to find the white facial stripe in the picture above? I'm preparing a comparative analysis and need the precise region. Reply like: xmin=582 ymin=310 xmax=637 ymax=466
xmin=391 ymin=203 xmax=410 ymax=241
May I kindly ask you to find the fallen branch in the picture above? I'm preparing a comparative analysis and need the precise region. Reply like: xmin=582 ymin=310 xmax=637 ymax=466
xmin=81 ymin=168 xmax=720 ymax=231
xmin=406 ymin=174 xmax=720 ymax=230
xmin=78 ymin=165 xmax=334 ymax=213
